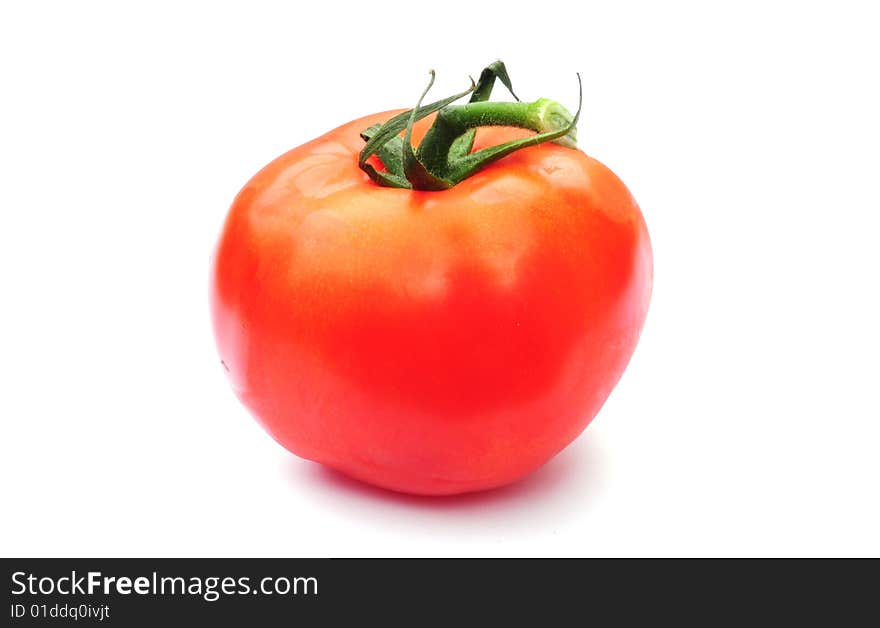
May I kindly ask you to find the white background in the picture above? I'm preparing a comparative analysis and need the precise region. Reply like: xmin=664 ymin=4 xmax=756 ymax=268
xmin=2 ymin=1 xmax=878 ymax=557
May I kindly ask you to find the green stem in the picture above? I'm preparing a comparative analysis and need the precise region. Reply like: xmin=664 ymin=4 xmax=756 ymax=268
xmin=358 ymin=62 xmax=581 ymax=191
xmin=449 ymin=60 xmax=519 ymax=160
xmin=417 ymin=98 xmax=577 ymax=173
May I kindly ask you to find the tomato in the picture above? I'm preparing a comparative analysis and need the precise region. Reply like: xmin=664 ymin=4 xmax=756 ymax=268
xmin=211 ymin=68 xmax=652 ymax=495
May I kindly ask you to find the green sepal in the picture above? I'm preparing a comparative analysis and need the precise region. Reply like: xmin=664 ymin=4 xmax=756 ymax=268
xmin=358 ymin=77 xmax=475 ymax=189
xmin=402 ymin=71 xmax=454 ymax=191
xmin=360 ymin=124 xmax=404 ymax=177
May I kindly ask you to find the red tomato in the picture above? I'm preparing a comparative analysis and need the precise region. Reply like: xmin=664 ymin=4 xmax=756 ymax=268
xmin=211 ymin=110 xmax=652 ymax=495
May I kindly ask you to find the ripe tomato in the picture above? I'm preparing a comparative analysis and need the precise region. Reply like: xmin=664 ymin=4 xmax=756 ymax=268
xmin=211 ymin=80 xmax=652 ymax=495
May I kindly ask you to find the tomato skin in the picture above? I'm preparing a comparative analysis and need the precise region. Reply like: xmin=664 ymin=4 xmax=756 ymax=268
xmin=211 ymin=111 xmax=652 ymax=495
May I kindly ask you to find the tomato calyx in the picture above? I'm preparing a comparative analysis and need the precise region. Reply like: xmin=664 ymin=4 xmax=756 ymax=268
xmin=358 ymin=61 xmax=582 ymax=191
